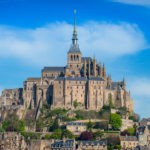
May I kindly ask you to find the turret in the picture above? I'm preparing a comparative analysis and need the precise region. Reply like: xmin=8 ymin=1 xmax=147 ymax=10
xmin=84 ymin=59 xmax=87 ymax=77
xmin=107 ymin=75 xmax=112 ymax=88
xmin=99 ymin=63 xmax=103 ymax=78
xmin=93 ymin=56 xmax=96 ymax=77
xmin=88 ymin=58 xmax=91 ymax=77
xmin=122 ymin=78 xmax=126 ymax=90
xmin=103 ymin=64 xmax=106 ymax=79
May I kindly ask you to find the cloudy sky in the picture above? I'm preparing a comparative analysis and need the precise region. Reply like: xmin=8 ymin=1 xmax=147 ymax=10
xmin=0 ymin=0 xmax=150 ymax=118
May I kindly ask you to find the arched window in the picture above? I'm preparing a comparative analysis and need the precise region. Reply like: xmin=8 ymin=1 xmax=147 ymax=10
xmin=77 ymin=55 xmax=79 ymax=61
xmin=71 ymin=55 xmax=73 ymax=61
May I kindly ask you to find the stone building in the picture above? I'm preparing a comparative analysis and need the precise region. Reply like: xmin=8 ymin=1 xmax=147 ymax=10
xmin=0 ymin=132 xmax=27 ymax=150
xmin=121 ymin=118 xmax=135 ymax=131
xmin=78 ymin=140 xmax=107 ymax=150
xmin=66 ymin=122 xmax=87 ymax=135
xmin=139 ymin=118 xmax=150 ymax=126
xmin=51 ymin=139 xmax=76 ymax=150
xmin=0 ymin=12 xmax=134 ymax=115
xmin=0 ymin=88 xmax=23 ymax=108
xmin=120 ymin=136 xmax=139 ymax=149
xmin=137 ymin=125 xmax=150 ymax=146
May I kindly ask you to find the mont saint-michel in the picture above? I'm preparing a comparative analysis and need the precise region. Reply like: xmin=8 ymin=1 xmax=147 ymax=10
xmin=0 ymin=15 xmax=133 ymax=113
xmin=0 ymin=10 xmax=149 ymax=150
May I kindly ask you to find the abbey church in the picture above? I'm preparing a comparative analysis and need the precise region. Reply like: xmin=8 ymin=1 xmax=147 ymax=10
xmin=0 ymin=13 xmax=133 ymax=113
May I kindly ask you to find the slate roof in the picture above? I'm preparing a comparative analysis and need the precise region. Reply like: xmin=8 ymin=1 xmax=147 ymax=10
xmin=67 ymin=122 xmax=86 ymax=126
xmin=66 ymin=77 xmax=87 ymax=81
xmin=111 ymin=82 xmax=119 ymax=90
xmin=120 ymin=136 xmax=138 ymax=141
xmin=139 ymin=146 xmax=149 ymax=150
xmin=78 ymin=140 xmax=107 ymax=146
xmin=89 ymin=77 xmax=105 ymax=81
xmin=27 ymin=78 xmax=41 ymax=81
xmin=147 ymin=125 xmax=150 ymax=130
xmin=56 ymin=77 xmax=87 ymax=81
xmin=137 ymin=126 xmax=146 ymax=134
xmin=82 ymin=57 xmax=92 ymax=61
xmin=42 ymin=67 xmax=65 ymax=72
xmin=55 ymin=77 xmax=104 ymax=81
xmin=68 ymin=44 xmax=81 ymax=53
xmin=140 ymin=118 xmax=150 ymax=126
xmin=107 ymin=82 xmax=124 ymax=90
xmin=51 ymin=139 xmax=75 ymax=148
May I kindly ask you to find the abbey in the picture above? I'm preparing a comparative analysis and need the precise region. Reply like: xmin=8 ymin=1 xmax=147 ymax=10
xmin=0 ymin=14 xmax=133 ymax=113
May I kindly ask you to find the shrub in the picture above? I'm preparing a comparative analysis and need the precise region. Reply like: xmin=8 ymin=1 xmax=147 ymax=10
xmin=79 ymin=131 xmax=93 ymax=140
xmin=93 ymin=130 xmax=104 ymax=140
xmin=86 ymin=121 xmax=94 ymax=131
xmin=43 ymin=133 xmax=51 ymax=139
xmin=61 ymin=129 xmax=74 ymax=139
xmin=50 ymin=129 xmax=62 ymax=139
xmin=94 ymin=121 xmax=108 ymax=130
xmin=2 ymin=119 xmax=25 ymax=132
xmin=21 ymin=132 xmax=41 ymax=140
xmin=49 ymin=118 xmax=59 ymax=131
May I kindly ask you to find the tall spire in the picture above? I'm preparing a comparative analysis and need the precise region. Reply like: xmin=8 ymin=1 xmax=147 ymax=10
xmin=72 ymin=9 xmax=78 ymax=45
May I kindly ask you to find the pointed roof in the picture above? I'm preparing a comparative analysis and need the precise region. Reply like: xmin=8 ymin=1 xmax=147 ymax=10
xmin=68 ymin=10 xmax=81 ymax=54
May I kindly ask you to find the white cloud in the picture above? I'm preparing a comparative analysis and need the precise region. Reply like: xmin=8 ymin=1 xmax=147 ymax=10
xmin=112 ymin=0 xmax=150 ymax=6
xmin=128 ymin=77 xmax=150 ymax=118
xmin=0 ymin=21 xmax=148 ymax=67
xmin=128 ymin=78 xmax=150 ymax=97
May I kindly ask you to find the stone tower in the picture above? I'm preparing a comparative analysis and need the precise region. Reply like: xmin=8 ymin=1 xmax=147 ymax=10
xmin=67 ymin=10 xmax=82 ymax=77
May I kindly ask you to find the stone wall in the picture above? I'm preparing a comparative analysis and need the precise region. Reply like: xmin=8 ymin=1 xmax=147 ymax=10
xmin=29 ymin=140 xmax=52 ymax=150
xmin=0 ymin=132 xmax=27 ymax=150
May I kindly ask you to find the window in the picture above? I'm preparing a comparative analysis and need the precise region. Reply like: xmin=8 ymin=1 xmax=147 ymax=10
xmin=71 ymin=55 xmax=73 ymax=61
xmin=77 ymin=55 xmax=79 ymax=61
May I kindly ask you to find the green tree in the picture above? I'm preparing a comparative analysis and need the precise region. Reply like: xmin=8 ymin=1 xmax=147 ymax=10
xmin=108 ymin=93 xmax=114 ymax=108
xmin=73 ymin=100 xmax=78 ymax=109
xmin=110 ymin=113 xmax=122 ymax=130
xmin=0 ymin=126 xmax=4 ymax=132
xmin=51 ymin=129 xmax=62 ymax=139
xmin=127 ymin=127 xmax=135 ymax=136
xmin=2 ymin=120 xmax=11 ymax=131
xmin=86 ymin=120 xmax=94 ymax=131
xmin=36 ymin=119 xmax=44 ymax=132
xmin=43 ymin=133 xmax=51 ymax=139
xmin=50 ymin=118 xmax=59 ymax=131
xmin=21 ymin=132 xmax=41 ymax=140
xmin=2 ymin=119 xmax=25 ymax=132
xmin=114 ymin=145 xmax=121 ymax=150
xmin=61 ymin=129 xmax=74 ymax=139
xmin=16 ymin=120 xmax=25 ymax=132
xmin=93 ymin=130 xmax=104 ymax=140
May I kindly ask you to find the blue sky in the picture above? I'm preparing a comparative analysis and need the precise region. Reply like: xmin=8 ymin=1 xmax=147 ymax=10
xmin=0 ymin=0 xmax=150 ymax=118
